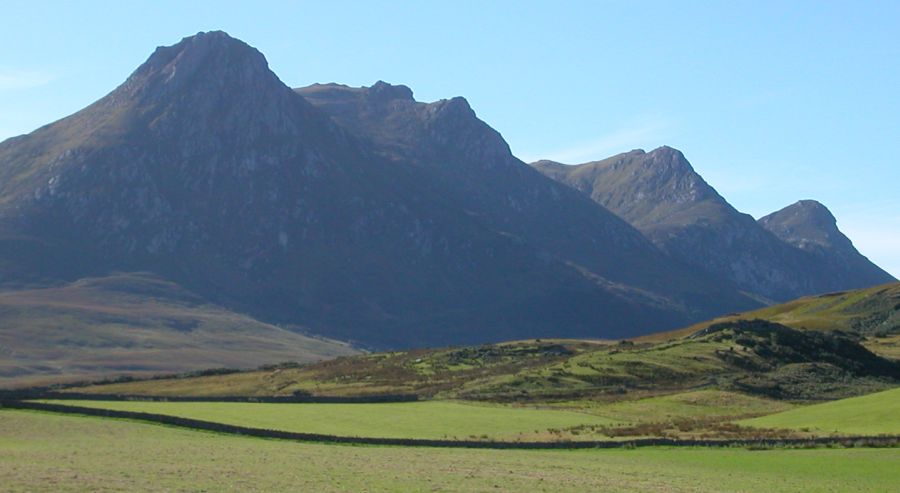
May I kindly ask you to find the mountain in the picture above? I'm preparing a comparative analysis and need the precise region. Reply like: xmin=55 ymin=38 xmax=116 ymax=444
xmin=0 ymin=273 xmax=358 ymax=388
xmin=294 ymin=82 xmax=766 ymax=329
xmin=0 ymin=32 xmax=761 ymax=351
xmin=532 ymin=147 xmax=894 ymax=301
xmin=759 ymin=200 xmax=894 ymax=285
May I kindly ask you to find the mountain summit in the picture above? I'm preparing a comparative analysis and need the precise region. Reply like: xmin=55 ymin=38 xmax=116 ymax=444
xmin=107 ymin=30 xmax=327 ymax=145
xmin=119 ymin=31 xmax=278 ymax=99
xmin=533 ymin=147 xmax=726 ymax=231
xmin=759 ymin=200 xmax=894 ymax=285
xmin=532 ymin=148 xmax=894 ymax=301
xmin=759 ymin=200 xmax=851 ymax=252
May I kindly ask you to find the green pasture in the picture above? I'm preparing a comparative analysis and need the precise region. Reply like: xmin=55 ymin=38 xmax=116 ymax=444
xmin=37 ymin=399 xmax=618 ymax=441
xmin=552 ymin=390 xmax=794 ymax=423
xmin=741 ymin=387 xmax=900 ymax=435
xmin=1 ymin=410 xmax=898 ymax=492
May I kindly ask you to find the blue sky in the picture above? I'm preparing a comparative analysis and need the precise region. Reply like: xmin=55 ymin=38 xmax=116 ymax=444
xmin=2 ymin=1 xmax=898 ymax=276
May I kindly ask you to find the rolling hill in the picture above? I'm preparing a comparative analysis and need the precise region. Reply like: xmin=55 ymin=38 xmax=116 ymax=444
xmin=0 ymin=272 xmax=357 ymax=387
xmin=67 ymin=284 xmax=899 ymax=402
xmin=642 ymin=282 xmax=900 ymax=339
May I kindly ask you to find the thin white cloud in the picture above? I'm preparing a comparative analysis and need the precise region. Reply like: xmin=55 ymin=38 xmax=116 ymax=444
xmin=0 ymin=68 xmax=55 ymax=91
xmin=523 ymin=117 xmax=673 ymax=164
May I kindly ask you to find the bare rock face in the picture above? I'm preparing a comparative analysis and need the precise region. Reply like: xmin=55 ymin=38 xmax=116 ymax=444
xmin=532 ymin=149 xmax=895 ymax=302
xmin=0 ymin=32 xmax=763 ymax=348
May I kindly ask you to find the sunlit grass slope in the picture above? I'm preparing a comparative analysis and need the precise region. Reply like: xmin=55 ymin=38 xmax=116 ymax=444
xmin=0 ymin=273 xmax=358 ymax=387
xmin=740 ymin=387 xmax=900 ymax=435
xmin=642 ymin=282 xmax=900 ymax=343
xmin=36 ymin=400 xmax=617 ymax=441
xmin=69 ymin=340 xmax=608 ymax=398
xmin=70 ymin=317 xmax=899 ymax=403
xmin=552 ymin=390 xmax=794 ymax=423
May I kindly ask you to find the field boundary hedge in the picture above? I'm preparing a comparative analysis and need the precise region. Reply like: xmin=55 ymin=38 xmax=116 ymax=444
xmin=3 ymin=399 xmax=898 ymax=450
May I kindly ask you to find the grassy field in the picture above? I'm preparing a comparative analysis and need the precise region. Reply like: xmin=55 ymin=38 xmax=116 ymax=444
xmin=33 ymin=388 xmax=857 ymax=441
xmin=37 ymin=400 xmax=619 ymax=441
xmin=551 ymin=390 xmax=793 ymax=422
xmin=741 ymin=387 xmax=900 ymax=436
xmin=42 ymin=385 xmax=900 ymax=442
xmin=2 ymin=410 xmax=898 ymax=492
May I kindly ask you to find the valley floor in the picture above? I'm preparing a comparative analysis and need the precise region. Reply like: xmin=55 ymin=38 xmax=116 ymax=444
xmin=1 ymin=410 xmax=898 ymax=492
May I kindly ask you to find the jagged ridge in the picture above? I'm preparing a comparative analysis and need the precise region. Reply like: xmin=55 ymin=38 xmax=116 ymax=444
xmin=532 ymin=148 xmax=895 ymax=301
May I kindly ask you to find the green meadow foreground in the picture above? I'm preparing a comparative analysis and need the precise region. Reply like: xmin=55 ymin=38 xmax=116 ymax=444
xmin=37 ymin=400 xmax=618 ymax=440
xmin=6 ymin=285 xmax=898 ymax=490
xmin=741 ymin=387 xmax=900 ymax=435
xmin=2 ymin=410 xmax=898 ymax=493
xmin=38 ymin=386 xmax=900 ymax=440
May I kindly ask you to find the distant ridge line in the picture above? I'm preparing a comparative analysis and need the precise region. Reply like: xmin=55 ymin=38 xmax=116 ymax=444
xmin=3 ymin=400 xmax=897 ymax=450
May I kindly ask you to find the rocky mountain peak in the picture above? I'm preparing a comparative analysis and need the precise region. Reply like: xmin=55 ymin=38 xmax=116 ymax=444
xmin=437 ymin=96 xmax=473 ymax=114
xmin=597 ymin=146 xmax=720 ymax=207
xmin=421 ymin=96 xmax=513 ymax=164
xmin=146 ymin=30 xmax=258 ymax=68
xmin=643 ymin=146 xmax=698 ymax=174
xmin=758 ymin=200 xmax=895 ymax=284
xmin=769 ymin=199 xmax=836 ymax=225
xmin=82 ymin=30 xmax=329 ymax=149
xmin=367 ymin=81 xmax=414 ymax=102
xmin=758 ymin=200 xmax=846 ymax=251
xmin=304 ymin=82 xmax=509 ymax=164
xmin=113 ymin=31 xmax=284 ymax=105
